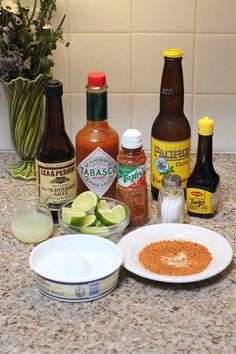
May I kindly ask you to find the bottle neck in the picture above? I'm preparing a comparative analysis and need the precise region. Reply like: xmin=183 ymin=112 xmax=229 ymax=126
xmin=87 ymin=87 xmax=107 ymax=121
xmin=45 ymin=97 xmax=65 ymax=132
xmin=159 ymin=58 xmax=184 ymax=115
xmin=196 ymin=134 xmax=213 ymax=164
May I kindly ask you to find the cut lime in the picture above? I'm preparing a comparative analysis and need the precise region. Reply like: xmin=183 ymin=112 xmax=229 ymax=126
xmin=82 ymin=225 xmax=107 ymax=236
xmin=62 ymin=207 xmax=86 ymax=226
xmin=72 ymin=191 xmax=99 ymax=212
xmin=97 ymin=200 xmax=111 ymax=211
xmin=79 ymin=214 xmax=97 ymax=227
xmin=96 ymin=204 xmax=126 ymax=226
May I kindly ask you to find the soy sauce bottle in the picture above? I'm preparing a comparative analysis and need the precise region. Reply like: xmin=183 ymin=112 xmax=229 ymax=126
xmin=35 ymin=79 xmax=77 ymax=223
xmin=186 ymin=116 xmax=220 ymax=218
xmin=151 ymin=48 xmax=191 ymax=200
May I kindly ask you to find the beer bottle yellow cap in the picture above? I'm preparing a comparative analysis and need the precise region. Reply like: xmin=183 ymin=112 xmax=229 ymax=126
xmin=163 ymin=48 xmax=183 ymax=58
xmin=198 ymin=116 xmax=214 ymax=136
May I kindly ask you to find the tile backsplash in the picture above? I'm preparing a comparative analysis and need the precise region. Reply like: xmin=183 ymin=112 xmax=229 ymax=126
xmin=0 ymin=0 xmax=235 ymax=152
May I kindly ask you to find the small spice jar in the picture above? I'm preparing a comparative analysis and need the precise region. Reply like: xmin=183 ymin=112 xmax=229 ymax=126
xmin=116 ymin=129 xmax=148 ymax=227
xmin=158 ymin=174 xmax=185 ymax=223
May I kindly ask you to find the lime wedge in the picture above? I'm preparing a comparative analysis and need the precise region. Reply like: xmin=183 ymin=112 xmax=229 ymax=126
xmin=79 ymin=214 xmax=97 ymax=227
xmin=82 ymin=225 xmax=107 ymax=236
xmin=72 ymin=191 xmax=99 ymax=212
xmin=62 ymin=207 xmax=86 ymax=226
xmin=97 ymin=200 xmax=111 ymax=211
xmin=96 ymin=204 xmax=126 ymax=226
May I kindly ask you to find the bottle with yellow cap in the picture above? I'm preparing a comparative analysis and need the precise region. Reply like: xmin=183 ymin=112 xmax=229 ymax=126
xmin=151 ymin=48 xmax=191 ymax=200
xmin=186 ymin=116 xmax=220 ymax=218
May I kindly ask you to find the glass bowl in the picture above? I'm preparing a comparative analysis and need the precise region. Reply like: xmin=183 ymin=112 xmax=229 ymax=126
xmin=58 ymin=198 xmax=130 ymax=239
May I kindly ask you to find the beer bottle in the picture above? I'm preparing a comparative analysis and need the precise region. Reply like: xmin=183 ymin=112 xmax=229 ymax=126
xmin=75 ymin=72 xmax=119 ymax=198
xmin=186 ymin=116 xmax=220 ymax=218
xmin=151 ymin=48 xmax=191 ymax=200
xmin=35 ymin=79 xmax=77 ymax=223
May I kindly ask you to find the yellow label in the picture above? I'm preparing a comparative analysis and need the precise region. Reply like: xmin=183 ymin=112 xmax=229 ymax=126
xmin=35 ymin=157 xmax=77 ymax=211
xmin=186 ymin=188 xmax=219 ymax=214
xmin=151 ymin=138 xmax=190 ymax=189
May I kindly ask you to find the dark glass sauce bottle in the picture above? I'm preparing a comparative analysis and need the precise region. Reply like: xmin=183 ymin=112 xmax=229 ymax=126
xmin=35 ymin=79 xmax=77 ymax=223
xmin=186 ymin=116 xmax=220 ymax=218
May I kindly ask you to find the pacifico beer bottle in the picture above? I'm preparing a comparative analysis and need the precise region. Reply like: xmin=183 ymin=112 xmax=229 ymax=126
xmin=35 ymin=79 xmax=77 ymax=223
xmin=151 ymin=48 xmax=191 ymax=200
xmin=75 ymin=72 xmax=119 ymax=198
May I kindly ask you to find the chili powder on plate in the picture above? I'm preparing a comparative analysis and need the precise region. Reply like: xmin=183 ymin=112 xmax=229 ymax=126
xmin=138 ymin=240 xmax=213 ymax=276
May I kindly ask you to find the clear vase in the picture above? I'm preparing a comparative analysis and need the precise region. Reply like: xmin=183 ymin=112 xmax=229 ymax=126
xmin=0 ymin=74 xmax=50 ymax=180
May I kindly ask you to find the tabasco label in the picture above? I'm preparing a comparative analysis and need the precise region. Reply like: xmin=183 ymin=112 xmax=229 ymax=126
xmin=35 ymin=157 xmax=77 ymax=211
xmin=77 ymin=147 xmax=117 ymax=197
xmin=118 ymin=164 xmax=146 ymax=188
xmin=186 ymin=187 xmax=219 ymax=214
xmin=151 ymin=137 xmax=190 ymax=189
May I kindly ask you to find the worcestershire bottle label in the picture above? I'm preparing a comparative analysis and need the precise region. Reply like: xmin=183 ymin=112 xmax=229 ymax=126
xmin=77 ymin=147 xmax=117 ymax=197
xmin=35 ymin=157 xmax=77 ymax=211
xmin=151 ymin=138 xmax=190 ymax=189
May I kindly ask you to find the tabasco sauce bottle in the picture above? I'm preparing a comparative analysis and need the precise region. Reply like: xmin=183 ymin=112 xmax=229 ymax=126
xmin=186 ymin=116 xmax=220 ymax=218
xmin=151 ymin=48 xmax=191 ymax=200
xmin=75 ymin=72 xmax=119 ymax=198
xmin=36 ymin=79 xmax=77 ymax=223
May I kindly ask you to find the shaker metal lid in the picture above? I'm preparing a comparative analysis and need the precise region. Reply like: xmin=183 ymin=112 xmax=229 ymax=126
xmin=162 ymin=174 xmax=182 ymax=188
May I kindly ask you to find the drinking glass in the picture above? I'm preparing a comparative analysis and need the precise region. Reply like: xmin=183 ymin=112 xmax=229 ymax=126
xmin=10 ymin=182 xmax=53 ymax=243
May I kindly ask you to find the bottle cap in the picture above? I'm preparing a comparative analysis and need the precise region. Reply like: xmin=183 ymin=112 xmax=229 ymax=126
xmin=87 ymin=72 xmax=106 ymax=87
xmin=163 ymin=48 xmax=183 ymax=58
xmin=162 ymin=174 xmax=182 ymax=188
xmin=44 ymin=79 xmax=63 ymax=98
xmin=121 ymin=129 xmax=142 ymax=149
xmin=198 ymin=116 xmax=214 ymax=136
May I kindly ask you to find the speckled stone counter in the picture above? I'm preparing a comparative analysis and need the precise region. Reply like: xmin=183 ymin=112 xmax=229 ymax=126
xmin=0 ymin=152 xmax=235 ymax=354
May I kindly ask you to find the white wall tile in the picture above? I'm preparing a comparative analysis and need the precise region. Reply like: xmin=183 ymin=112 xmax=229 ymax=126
xmin=68 ymin=34 xmax=131 ymax=93
xmin=196 ymin=0 xmax=236 ymax=33
xmin=132 ymin=94 xmax=193 ymax=149
xmin=133 ymin=0 xmax=195 ymax=32
xmin=0 ymin=95 xmax=12 ymax=150
xmin=70 ymin=93 xmax=131 ymax=144
xmin=194 ymin=35 xmax=236 ymax=94
xmin=52 ymin=0 xmax=68 ymax=32
xmin=53 ymin=34 xmax=70 ymax=93
xmin=192 ymin=95 xmax=236 ymax=152
xmin=68 ymin=0 xmax=131 ymax=32
xmin=132 ymin=34 xmax=194 ymax=93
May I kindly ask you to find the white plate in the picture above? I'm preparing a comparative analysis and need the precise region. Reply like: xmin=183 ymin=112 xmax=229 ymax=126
xmin=118 ymin=224 xmax=233 ymax=283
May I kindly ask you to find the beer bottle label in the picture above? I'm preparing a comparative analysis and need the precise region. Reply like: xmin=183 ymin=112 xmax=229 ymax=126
xmin=118 ymin=164 xmax=146 ymax=188
xmin=35 ymin=157 xmax=77 ymax=211
xmin=77 ymin=147 xmax=117 ymax=197
xmin=151 ymin=138 xmax=190 ymax=189
xmin=186 ymin=187 xmax=219 ymax=214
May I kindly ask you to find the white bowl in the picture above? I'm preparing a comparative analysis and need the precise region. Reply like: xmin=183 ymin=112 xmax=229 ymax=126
xmin=29 ymin=234 xmax=123 ymax=302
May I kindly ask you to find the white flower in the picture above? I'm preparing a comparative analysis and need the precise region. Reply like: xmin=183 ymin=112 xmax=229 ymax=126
xmin=43 ymin=23 xmax=52 ymax=30
xmin=1 ymin=0 xmax=18 ymax=14
xmin=29 ymin=24 xmax=37 ymax=40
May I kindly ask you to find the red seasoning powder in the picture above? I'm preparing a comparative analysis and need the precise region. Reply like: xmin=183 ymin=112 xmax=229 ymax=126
xmin=138 ymin=240 xmax=213 ymax=276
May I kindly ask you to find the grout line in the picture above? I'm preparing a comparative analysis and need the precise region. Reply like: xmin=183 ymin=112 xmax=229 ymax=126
xmin=192 ymin=0 xmax=198 ymax=129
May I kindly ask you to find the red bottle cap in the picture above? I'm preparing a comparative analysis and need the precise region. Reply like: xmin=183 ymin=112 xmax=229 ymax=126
xmin=87 ymin=72 xmax=106 ymax=87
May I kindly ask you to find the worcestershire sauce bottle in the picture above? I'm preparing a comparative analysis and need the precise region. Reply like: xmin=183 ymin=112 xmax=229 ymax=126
xmin=36 ymin=79 xmax=77 ymax=223
xmin=187 ymin=117 xmax=220 ymax=218
xmin=151 ymin=49 xmax=191 ymax=200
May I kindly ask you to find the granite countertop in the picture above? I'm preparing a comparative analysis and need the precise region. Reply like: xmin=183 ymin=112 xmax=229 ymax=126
xmin=0 ymin=152 xmax=235 ymax=354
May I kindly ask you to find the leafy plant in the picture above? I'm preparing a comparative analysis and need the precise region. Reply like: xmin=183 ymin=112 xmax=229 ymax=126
xmin=0 ymin=0 xmax=68 ymax=82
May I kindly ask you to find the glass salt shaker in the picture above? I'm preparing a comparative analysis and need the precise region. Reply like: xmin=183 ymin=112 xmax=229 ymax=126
xmin=158 ymin=174 xmax=185 ymax=223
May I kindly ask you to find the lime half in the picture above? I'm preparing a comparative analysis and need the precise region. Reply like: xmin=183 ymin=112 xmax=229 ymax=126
xmin=96 ymin=205 xmax=126 ymax=226
xmin=62 ymin=207 xmax=86 ymax=226
xmin=79 ymin=214 xmax=97 ymax=227
xmin=72 ymin=191 xmax=99 ymax=212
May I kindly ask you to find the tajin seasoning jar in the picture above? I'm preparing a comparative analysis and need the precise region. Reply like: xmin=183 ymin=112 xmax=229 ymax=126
xmin=75 ymin=72 xmax=119 ymax=198
xmin=186 ymin=116 xmax=220 ymax=218
xmin=151 ymin=48 xmax=191 ymax=200
xmin=35 ymin=79 xmax=77 ymax=224
xmin=116 ymin=129 xmax=148 ymax=227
